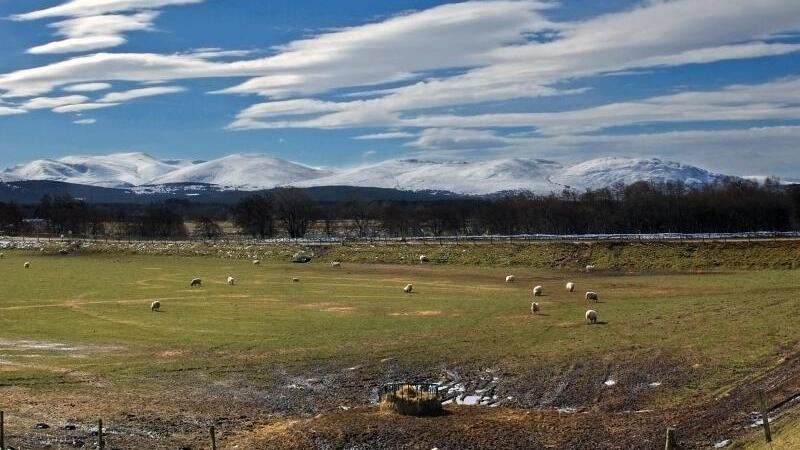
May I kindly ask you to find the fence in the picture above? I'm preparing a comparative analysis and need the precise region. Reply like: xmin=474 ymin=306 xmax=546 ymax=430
xmin=2 ymin=230 xmax=800 ymax=248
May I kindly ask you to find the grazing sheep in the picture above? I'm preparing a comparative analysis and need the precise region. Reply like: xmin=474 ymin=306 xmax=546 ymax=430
xmin=404 ymin=284 xmax=414 ymax=293
xmin=585 ymin=264 xmax=596 ymax=272
xmin=227 ymin=276 xmax=235 ymax=286
xmin=585 ymin=309 xmax=598 ymax=324
xmin=252 ymin=259 xmax=260 ymax=265
xmin=150 ymin=300 xmax=161 ymax=312
xmin=23 ymin=261 xmax=30 ymax=269
xmin=585 ymin=291 xmax=599 ymax=303
xmin=190 ymin=278 xmax=202 ymax=287
xmin=292 ymin=277 xmax=300 ymax=282
xmin=566 ymin=282 xmax=575 ymax=292
xmin=0 ymin=253 xmax=4 ymax=259
xmin=533 ymin=285 xmax=543 ymax=296
xmin=530 ymin=302 xmax=540 ymax=314
xmin=505 ymin=275 xmax=515 ymax=283
xmin=419 ymin=255 xmax=429 ymax=263
xmin=332 ymin=261 xmax=342 ymax=268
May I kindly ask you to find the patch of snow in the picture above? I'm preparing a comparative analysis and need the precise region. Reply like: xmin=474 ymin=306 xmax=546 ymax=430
xmin=714 ymin=439 xmax=731 ymax=448
xmin=604 ymin=379 xmax=617 ymax=386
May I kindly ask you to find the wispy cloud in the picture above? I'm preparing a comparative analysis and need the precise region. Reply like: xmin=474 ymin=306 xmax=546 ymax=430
xmin=13 ymin=2 xmax=202 ymax=54
xmin=98 ymin=86 xmax=186 ymax=103
xmin=73 ymin=118 xmax=96 ymax=125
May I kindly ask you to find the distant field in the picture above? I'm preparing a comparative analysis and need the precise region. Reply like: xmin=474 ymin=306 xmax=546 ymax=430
xmin=0 ymin=250 xmax=798 ymax=448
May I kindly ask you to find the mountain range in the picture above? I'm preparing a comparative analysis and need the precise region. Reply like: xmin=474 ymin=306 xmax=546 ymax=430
xmin=1 ymin=152 xmax=732 ymax=196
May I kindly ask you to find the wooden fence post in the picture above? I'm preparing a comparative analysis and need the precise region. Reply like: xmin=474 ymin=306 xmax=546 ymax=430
xmin=210 ymin=425 xmax=217 ymax=450
xmin=665 ymin=427 xmax=677 ymax=450
xmin=758 ymin=389 xmax=772 ymax=443
xmin=98 ymin=418 xmax=104 ymax=450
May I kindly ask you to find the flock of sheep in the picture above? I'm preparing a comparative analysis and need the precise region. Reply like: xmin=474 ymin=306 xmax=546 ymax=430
xmin=513 ymin=263 xmax=602 ymax=325
xmin=12 ymin=251 xmax=602 ymax=325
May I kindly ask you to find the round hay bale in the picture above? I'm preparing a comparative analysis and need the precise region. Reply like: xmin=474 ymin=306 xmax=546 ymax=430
xmin=380 ymin=384 xmax=442 ymax=416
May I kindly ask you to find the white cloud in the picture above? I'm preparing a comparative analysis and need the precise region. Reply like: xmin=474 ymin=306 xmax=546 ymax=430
xmin=22 ymin=95 xmax=89 ymax=110
xmin=98 ymin=86 xmax=186 ymax=103
xmin=354 ymin=132 xmax=416 ymax=140
xmin=28 ymin=35 xmax=127 ymax=54
xmin=12 ymin=0 xmax=202 ymax=20
xmin=52 ymin=102 xmax=119 ymax=113
xmin=63 ymin=82 xmax=112 ymax=92
xmin=73 ymin=118 xmax=96 ymax=125
xmin=14 ymin=3 xmax=197 ymax=54
xmin=0 ymin=106 xmax=26 ymax=116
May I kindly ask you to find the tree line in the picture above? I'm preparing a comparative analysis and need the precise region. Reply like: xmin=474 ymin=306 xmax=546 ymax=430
xmin=0 ymin=180 xmax=799 ymax=239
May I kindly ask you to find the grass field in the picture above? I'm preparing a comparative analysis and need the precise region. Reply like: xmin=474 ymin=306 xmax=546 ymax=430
xmin=0 ymin=249 xmax=798 ymax=448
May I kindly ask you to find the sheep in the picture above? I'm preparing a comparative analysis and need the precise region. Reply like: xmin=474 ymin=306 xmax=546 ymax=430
xmin=331 ymin=261 xmax=342 ymax=268
xmin=150 ymin=300 xmax=161 ymax=312
xmin=585 ymin=291 xmax=599 ymax=303
xmin=190 ymin=278 xmax=202 ymax=287
xmin=0 ymin=253 xmax=4 ymax=259
xmin=23 ymin=261 xmax=30 ymax=269
xmin=252 ymin=259 xmax=260 ymax=265
xmin=404 ymin=284 xmax=413 ymax=293
xmin=585 ymin=264 xmax=596 ymax=272
xmin=227 ymin=276 xmax=235 ymax=286
xmin=585 ymin=310 xmax=598 ymax=324
xmin=419 ymin=255 xmax=429 ymax=263
xmin=505 ymin=275 xmax=515 ymax=283
xmin=533 ymin=285 xmax=543 ymax=296
xmin=530 ymin=302 xmax=540 ymax=314
xmin=566 ymin=282 xmax=575 ymax=292
xmin=292 ymin=277 xmax=300 ymax=282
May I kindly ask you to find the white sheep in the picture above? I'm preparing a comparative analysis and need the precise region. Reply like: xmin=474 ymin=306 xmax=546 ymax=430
xmin=585 ymin=310 xmax=598 ymax=324
xmin=585 ymin=291 xmax=599 ymax=303
xmin=566 ymin=282 xmax=575 ymax=292
xmin=292 ymin=277 xmax=300 ymax=282
xmin=505 ymin=275 xmax=515 ymax=283
xmin=331 ymin=261 xmax=342 ymax=268
xmin=252 ymin=259 xmax=260 ymax=265
xmin=530 ymin=302 xmax=540 ymax=314
xmin=585 ymin=264 xmax=596 ymax=272
xmin=23 ymin=261 xmax=30 ymax=269
xmin=404 ymin=284 xmax=413 ymax=293
xmin=419 ymin=255 xmax=429 ymax=263
xmin=150 ymin=300 xmax=161 ymax=312
xmin=190 ymin=278 xmax=202 ymax=287
xmin=227 ymin=276 xmax=235 ymax=286
xmin=533 ymin=285 xmax=543 ymax=296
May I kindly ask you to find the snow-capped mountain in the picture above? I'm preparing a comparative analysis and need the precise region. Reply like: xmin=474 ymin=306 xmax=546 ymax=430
xmin=551 ymin=157 xmax=729 ymax=191
xmin=146 ymin=154 xmax=333 ymax=190
xmin=294 ymin=158 xmax=566 ymax=194
xmin=1 ymin=152 xmax=734 ymax=195
xmin=2 ymin=152 xmax=191 ymax=188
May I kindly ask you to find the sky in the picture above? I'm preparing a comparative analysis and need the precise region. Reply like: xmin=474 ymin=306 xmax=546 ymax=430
xmin=0 ymin=0 xmax=799 ymax=178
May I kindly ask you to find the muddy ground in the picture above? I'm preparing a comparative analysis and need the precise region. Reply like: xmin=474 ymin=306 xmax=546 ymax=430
xmin=3 ymin=350 xmax=799 ymax=449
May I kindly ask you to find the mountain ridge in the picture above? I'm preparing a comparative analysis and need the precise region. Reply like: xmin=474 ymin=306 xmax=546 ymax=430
xmin=1 ymin=152 xmax=735 ymax=195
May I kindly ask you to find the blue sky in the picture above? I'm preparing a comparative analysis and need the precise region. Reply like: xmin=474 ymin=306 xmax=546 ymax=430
xmin=0 ymin=0 xmax=799 ymax=178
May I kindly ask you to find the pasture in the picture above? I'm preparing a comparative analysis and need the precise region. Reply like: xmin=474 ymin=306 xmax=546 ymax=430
xmin=0 ymin=250 xmax=798 ymax=448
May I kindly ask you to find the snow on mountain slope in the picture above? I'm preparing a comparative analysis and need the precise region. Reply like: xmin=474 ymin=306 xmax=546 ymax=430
xmin=146 ymin=154 xmax=333 ymax=190
xmin=295 ymin=158 xmax=565 ymax=195
xmin=2 ymin=152 xmax=190 ymax=188
xmin=0 ymin=152 xmax=736 ymax=194
xmin=552 ymin=157 xmax=728 ymax=191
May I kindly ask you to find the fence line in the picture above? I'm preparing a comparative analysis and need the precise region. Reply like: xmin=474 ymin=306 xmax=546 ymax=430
xmin=2 ymin=230 xmax=799 ymax=248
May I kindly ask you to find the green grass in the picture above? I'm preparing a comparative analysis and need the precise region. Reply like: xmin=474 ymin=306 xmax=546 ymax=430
xmin=0 ymin=250 xmax=797 ymax=405
xmin=734 ymin=411 xmax=800 ymax=449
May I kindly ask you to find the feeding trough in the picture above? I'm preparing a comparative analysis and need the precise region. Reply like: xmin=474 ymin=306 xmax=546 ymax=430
xmin=379 ymin=382 xmax=443 ymax=416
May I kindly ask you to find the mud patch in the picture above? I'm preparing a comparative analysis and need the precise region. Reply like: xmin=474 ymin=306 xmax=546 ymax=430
xmin=389 ymin=310 xmax=443 ymax=317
